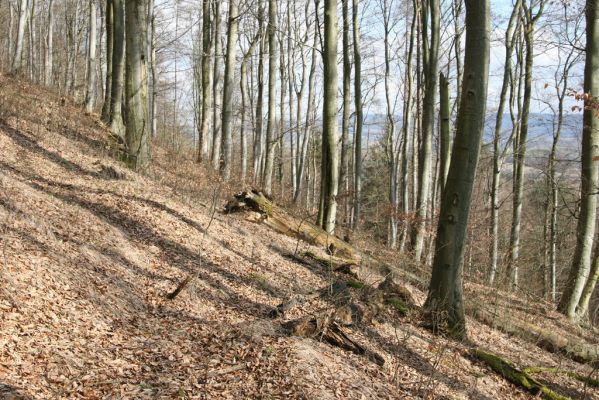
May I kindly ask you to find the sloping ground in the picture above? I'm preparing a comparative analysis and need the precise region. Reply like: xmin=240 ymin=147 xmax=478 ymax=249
xmin=0 ymin=73 xmax=597 ymax=400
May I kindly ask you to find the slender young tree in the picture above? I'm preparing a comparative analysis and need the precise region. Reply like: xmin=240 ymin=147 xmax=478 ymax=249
xmin=44 ymin=0 xmax=55 ymax=86
xmin=352 ymin=0 xmax=363 ymax=229
xmin=198 ymin=0 xmax=212 ymax=162
xmin=558 ymin=0 xmax=599 ymax=319
xmin=220 ymin=0 xmax=239 ymax=180
xmin=263 ymin=0 xmax=278 ymax=195
xmin=85 ymin=0 xmax=98 ymax=113
xmin=108 ymin=0 xmax=125 ymax=137
xmin=424 ymin=0 xmax=490 ymax=338
xmin=508 ymin=0 xmax=545 ymax=289
xmin=413 ymin=0 xmax=440 ymax=262
xmin=489 ymin=0 xmax=521 ymax=285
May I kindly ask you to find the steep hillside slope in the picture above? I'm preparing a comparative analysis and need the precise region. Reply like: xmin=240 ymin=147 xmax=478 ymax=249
xmin=0 ymin=74 xmax=597 ymax=399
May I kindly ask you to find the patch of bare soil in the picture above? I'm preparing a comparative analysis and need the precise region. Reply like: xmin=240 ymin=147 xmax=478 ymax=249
xmin=0 ymin=74 xmax=597 ymax=399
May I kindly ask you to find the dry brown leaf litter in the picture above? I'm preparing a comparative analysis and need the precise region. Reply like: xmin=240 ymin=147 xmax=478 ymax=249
xmin=0 ymin=74 xmax=597 ymax=399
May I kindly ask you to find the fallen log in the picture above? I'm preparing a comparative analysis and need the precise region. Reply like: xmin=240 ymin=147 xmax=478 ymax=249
xmin=469 ymin=305 xmax=599 ymax=367
xmin=523 ymin=366 xmax=599 ymax=388
xmin=224 ymin=190 xmax=356 ymax=258
xmin=470 ymin=349 xmax=570 ymax=400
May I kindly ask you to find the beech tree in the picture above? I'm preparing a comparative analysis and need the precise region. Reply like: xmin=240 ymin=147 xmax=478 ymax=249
xmin=123 ymin=0 xmax=150 ymax=172
xmin=558 ymin=0 xmax=599 ymax=319
xmin=424 ymin=0 xmax=490 ymax=338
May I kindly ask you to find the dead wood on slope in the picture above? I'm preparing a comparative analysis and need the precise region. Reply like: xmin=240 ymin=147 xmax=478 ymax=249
xmin=471 ymin=349 xmax=571 ymax=400
xmin=469 ymin=305 xmax=599 ymax=367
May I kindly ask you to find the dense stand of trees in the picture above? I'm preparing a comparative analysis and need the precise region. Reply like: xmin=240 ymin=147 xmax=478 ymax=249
xmin=1 ymin=0 xmax=598 ymax=330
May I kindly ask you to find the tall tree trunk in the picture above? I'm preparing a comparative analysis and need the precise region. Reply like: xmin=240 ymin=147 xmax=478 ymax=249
xmin=148 ymin=0 xmax=156 ymax=138
xmin=108 ymin=0 xmax=125 ymax=137
xmin=44 ymin=0 xmax=54 ymax=86
xmin=211 ymin=0 xmax=223 ymax=169
xmin=12 ymin=0 xmax=28 ymax=74
xmin=319 ymin=0 xmax=339 ymax=234
xmin=220 ymin=0 xmax=239 ymax=181
xmin=413 ymin=0 xmax=440 ymax=262
xmin=197 ymin=0 xmax=212 ymax=162
xmin=254 ymin=3 xmax=266 ymax=182
xmin=339 ymin=0 xmax=351 ymax=226
xmin=240 ymin=33 xmax=260 ymax=183
xmin=488 ymin=1 xmax=521 ymax=285
xmin=124 ymin=0 xmax=150 ymax=172
xmin=438 ymin=72 xmax=450 ymax=195
xmin=101 ymin=0 xmax=112 ymax=120
xmin=351 ymin=0 xmax=363 ymax=229
xmin=559 ymin=0 xmax=599 ymax=318
xmin=263 ymin=0 xmax=278 ymax=195
xmin=508 ymin=0 xmax=545 ymax=290
xmin=85 ymin=0 xmax=98 ymax=113
xmin=424 ymin=0 xmax=490 ymax=338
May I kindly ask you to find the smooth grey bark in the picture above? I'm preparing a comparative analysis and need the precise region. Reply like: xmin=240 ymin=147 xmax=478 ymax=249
xmin=424 ymin=0 xmax=490 ymax=338
xmin=148 ymin=0 xmax=156 ymax=138
xmin=108 ymin=0 xmax=125 ymax=137
xmin=319 ymin=0 xmax=339 ymax=234
xmin=413 ymin=0 xmax=440 ymax=262
xmin=263 ymin=0 xmax=277 ymax=195
xmin=399 ymin=0 xmax=417 ymax=253
xmin=559 ymin=0 xmax=599 ymax=318
xmin=294 ymin=26 xmax=317 ymax=205
xmin=351 ymin=0 xmax=363 ymax=229
xmin=220 ymin=0 xmax=239 ymax=181
xmin=101 ymin=0 xmax=112 ymax=120
xmin=44 ymin=0 xmax=54 ymax=86
xmin=254 ymin=2 xmax=266 ymax=182
xmin=488 ymin=1 xmax=521 ymax=285
xmin=508 ymin=0 xmax=545 ymax=289
xmin=12 ymin=0 xmax=28 ymax=74
xmin=85 ymin=0 xmax=98 ymax=113
xmin=240 ymin=33 xmax=260 ymax=183
xmin=339 ymin=0 xmax=351 ymax=225
xmin=211 ymin=0 xmax=223 ymax=169
xmin=381 ymin=0 xmax=398 ymax=249
xmin=197 ymin=0 xmax=212 ymax=162
xmin=124 ymin=0 xmax=150 ymax=172
xmin=438 ymin=72 xmax=450 ymax=195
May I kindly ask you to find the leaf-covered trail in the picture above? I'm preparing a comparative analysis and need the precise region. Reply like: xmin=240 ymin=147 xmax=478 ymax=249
xmin=0 ymin=74 xmax=597 ymax=399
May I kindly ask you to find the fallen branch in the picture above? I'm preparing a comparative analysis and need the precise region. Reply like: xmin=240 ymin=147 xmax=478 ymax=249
xmin=470 ymin=349 xmax=570 ymax=400
xmin=523 ymin=366 xmax=599 ymax=388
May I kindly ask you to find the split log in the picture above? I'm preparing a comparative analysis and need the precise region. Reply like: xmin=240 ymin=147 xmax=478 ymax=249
xmin=283 ymin=313 xmax=385 ymax=366
xmin=471 ymin=349 xmax=570 ymax=400
xmin=469 ymin=305 xmax=599 ymax=367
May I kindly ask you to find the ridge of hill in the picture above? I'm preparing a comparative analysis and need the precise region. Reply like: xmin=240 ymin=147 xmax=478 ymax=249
xmin=0 ymin=74 xmax=597 ymax=399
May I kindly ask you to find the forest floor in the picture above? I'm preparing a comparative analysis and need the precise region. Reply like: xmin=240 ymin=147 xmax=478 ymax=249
xmin=0 ymin=73 xmax=597 ymax=400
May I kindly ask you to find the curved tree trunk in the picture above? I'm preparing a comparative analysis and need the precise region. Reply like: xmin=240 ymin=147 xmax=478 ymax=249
xmin=424 ymin=0 xmax=490 ymax=338
xmin=559 ymin=0 xmax=599 ymax=319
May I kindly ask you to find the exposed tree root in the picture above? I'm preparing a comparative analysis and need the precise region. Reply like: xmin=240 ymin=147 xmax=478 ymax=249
xmin=470 ymin=349 xmax=570 ymax=400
